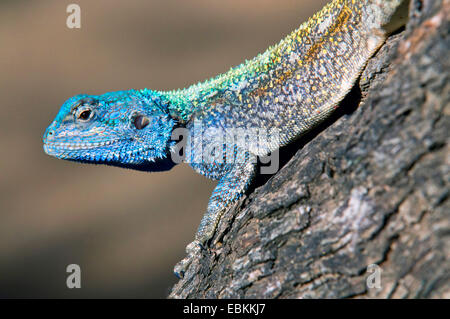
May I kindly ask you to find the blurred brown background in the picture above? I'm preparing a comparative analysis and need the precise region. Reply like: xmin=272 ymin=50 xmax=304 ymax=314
xmin=0 ymin=0 xmax=327 ymax=298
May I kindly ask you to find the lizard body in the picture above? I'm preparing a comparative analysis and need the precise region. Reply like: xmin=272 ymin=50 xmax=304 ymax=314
xmin=43 ymin=0 xmax=404 ymax=277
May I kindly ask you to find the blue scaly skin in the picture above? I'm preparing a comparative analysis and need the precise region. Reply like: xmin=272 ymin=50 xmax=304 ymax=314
xmin=43 ymin=0 xmax=404 ymax=278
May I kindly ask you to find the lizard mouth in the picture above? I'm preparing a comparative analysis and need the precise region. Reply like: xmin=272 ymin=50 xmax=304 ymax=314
xmin=43 ymin=139 xmax=121 ymax=152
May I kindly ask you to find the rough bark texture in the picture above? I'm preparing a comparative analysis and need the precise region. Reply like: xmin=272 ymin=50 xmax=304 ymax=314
xmin=170 ymin=0 xmax=449 ymax=298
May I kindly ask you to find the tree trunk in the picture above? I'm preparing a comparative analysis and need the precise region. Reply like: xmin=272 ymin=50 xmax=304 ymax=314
xmin=170 ymin=0 xmax=449 ymax=298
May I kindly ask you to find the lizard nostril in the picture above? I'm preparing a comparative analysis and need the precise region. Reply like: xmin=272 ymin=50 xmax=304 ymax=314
xmin=45 ymin=129 xmax=55 ymax=141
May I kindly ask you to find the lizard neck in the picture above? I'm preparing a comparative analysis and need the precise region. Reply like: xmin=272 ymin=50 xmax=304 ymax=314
xmin=158 ymin=0 xmax=348 ymax=123
xmin=155 ymin=0 xmax=402 ymax=125
xmin=160 ymin=44 xmax=284 ymax=123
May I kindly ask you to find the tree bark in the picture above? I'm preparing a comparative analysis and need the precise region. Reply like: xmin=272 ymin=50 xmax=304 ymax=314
xmin=170 ymin=0 xmax=449 ymax=298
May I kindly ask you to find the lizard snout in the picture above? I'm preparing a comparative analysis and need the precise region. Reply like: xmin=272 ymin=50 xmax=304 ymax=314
xmin=43 ymin=126 xmax=56 ymax=144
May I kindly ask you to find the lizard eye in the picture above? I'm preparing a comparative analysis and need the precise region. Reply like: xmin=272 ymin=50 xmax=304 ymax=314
xmin=75 ymin=107 xmax=94 ymax=122
xmin=133 ymin=114 xmax=150 ymax=130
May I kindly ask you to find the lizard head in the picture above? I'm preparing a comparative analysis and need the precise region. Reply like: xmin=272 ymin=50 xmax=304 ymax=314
xmin=43 ymin=90 xmax=177 ymax=171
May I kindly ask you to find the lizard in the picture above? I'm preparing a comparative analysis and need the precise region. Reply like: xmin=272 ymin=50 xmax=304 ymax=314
xmin=43 ymin=0 xmax=406 ymax=278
